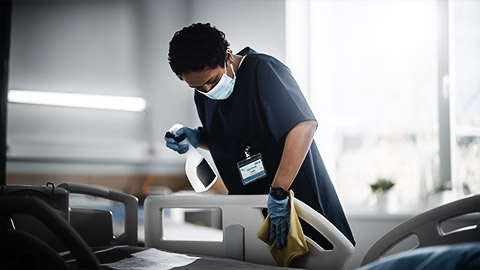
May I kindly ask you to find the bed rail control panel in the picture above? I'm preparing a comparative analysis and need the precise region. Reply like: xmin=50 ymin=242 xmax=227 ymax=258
xmin=70 ymin=208 xmax=114 ymax=247
xmin=144 ymin=194 xmax=355 ymax=270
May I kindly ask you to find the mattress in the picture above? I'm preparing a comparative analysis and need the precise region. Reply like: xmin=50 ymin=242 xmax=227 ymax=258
xmin=61 ymin=245 xmax=302 ymax=270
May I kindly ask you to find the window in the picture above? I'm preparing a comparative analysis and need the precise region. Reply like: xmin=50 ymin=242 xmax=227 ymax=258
xmin=286 ymin=0 xmax=479 ymax=207
xmin=453 ymin=0 xmax=480 ymax=196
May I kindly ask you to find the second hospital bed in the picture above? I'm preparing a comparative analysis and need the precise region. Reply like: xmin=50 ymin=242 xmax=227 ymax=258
xmin=359 ymin=193 xmax=480 ymax=269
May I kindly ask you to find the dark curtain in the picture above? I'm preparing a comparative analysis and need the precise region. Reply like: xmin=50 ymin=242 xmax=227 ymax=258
xmin=0 ymin=1 xmax=12 ymax=185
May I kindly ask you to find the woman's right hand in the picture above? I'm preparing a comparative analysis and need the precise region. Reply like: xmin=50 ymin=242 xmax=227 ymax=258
xmin=164 ymin=126 xmax=200 ymax=154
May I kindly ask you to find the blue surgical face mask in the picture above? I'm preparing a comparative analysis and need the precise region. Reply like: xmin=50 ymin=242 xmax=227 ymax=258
xmin=196 ymin=62 xmax=236 ymax=100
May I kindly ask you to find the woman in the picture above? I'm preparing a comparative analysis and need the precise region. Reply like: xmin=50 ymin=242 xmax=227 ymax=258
xmin=165 ymin=23 xmax=355 ymax=249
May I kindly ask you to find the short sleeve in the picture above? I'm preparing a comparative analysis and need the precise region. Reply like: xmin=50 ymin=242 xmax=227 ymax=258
xmin=257 ymin=58 xmax=316 ymax=142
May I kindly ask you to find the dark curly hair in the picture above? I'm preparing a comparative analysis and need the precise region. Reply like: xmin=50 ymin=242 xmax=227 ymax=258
xmin=168 ymin=23 xmax=230 ymax=79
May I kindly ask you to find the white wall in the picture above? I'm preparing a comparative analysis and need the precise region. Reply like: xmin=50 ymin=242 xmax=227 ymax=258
xmin=187 ymin=0 xmax=286 ymax=61
xmin=6 ymin=0 xmax=286 ymax=175
xmin=7 ymin=0 xmax=190 ymax=174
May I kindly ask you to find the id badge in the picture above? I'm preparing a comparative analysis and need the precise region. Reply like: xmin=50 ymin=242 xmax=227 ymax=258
xmin=237 ymin=147 xmax=267 ymax=185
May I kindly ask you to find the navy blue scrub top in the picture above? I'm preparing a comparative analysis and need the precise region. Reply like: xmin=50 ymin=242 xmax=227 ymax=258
xmin=194 ymin=47 xmax=355 ymax=246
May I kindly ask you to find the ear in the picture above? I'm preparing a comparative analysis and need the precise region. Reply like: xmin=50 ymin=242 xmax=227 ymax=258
xmin=225 ymin=49 xmax=234 ymax=64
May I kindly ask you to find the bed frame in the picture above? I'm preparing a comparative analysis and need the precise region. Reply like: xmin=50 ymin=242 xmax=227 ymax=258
xmin=361 ymin=194 xmax=480 ymax=266
xmin=144 ymin=194 xmax=355 ymax=269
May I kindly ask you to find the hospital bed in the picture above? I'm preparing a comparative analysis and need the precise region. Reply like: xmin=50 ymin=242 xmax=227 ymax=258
xmin=1 ymin=182 xmax=478 ymax=270
xmin=0 ymin=182 xmax=353 ymax=269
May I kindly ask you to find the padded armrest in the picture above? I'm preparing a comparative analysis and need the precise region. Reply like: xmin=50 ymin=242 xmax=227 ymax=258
xmin=59 ymin=183 xmax=138 ymax=246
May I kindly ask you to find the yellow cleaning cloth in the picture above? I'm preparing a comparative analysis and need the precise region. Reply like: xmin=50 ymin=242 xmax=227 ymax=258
xmin=257 ymin=190 xmax=309 ymax=267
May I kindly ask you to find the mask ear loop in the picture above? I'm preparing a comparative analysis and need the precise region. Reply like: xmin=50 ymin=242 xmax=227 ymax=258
xmin=225 ymin=49 xmax=236 ymax=78
xmin=223 ymin=61 xmax=235 ymax=79
xmin=230 ymin=62 xmax=236 ymax=78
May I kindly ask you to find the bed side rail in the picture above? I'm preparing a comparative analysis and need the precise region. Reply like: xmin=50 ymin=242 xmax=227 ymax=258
xmin=144 ymin=194 xmax=354 ymax=270
xmin=59 ymin=182 xmax=138 ymax=246
xmin=361 ymin=194 xmax=480 ymax=266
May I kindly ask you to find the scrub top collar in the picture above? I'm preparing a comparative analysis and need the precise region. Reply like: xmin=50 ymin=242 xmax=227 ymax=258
xmin=235 ymin=47 xmax=255 ymax=75
xmin=237 ymin=47 xmax=257 ymax=57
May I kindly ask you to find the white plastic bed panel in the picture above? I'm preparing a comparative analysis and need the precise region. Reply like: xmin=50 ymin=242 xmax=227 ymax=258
xmin=144 ymin=194 xmax=354 ymax=270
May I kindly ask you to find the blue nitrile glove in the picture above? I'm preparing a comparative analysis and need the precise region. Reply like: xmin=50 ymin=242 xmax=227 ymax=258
xmin=267 ymin=194 xmax=290 ymax=249
xmin=164 ymin=127 xmax=200 ymax=154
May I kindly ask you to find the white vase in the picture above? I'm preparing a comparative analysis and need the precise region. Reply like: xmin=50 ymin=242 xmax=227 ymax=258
xmin=376 ymin=191 xmax=398 ymax=212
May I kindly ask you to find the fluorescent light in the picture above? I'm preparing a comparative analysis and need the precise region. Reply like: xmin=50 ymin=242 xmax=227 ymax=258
xmin=8 ymin=90 xmax=147 ymax=112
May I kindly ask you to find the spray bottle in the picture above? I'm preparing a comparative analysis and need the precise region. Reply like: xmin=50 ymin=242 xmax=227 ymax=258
xmin=166 ymin=123 xmax=218 ymax=193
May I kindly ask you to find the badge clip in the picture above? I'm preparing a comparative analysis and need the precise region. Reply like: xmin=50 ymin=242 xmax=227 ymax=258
xmin=244 ymin=146 xmax=251 ymax=159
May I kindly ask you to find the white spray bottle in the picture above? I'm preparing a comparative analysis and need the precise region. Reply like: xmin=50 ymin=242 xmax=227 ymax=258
xmin=167 ymin=123 xmax=218 ymax=193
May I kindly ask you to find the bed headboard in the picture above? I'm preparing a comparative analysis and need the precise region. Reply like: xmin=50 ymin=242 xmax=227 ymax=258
xmin=361 ymin=194 xmax=480 ymax=266
xmin=144 ymin=194 xmax=354 ymax=270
